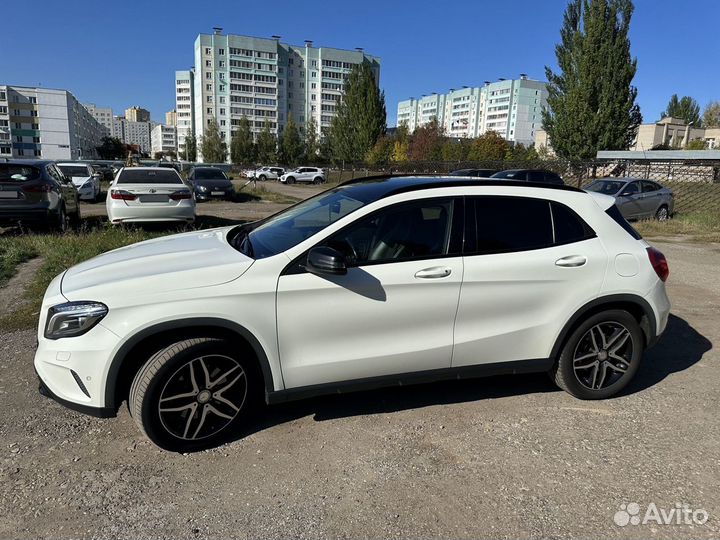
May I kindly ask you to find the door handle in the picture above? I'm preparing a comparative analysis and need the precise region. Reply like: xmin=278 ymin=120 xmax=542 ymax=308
xmin=555 ymin=255 xmax=587 ymax=268
xmin=414 ymin=266 xmax=452 ymax=279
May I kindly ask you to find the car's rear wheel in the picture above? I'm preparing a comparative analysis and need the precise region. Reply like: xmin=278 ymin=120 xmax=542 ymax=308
xmin=313 ymin=176 xmax=323 ymax=184
xmin=129 ymin=338 xmax=258 ymax=452
xmin=655 ymin=205 xmax=669 ymax=221
xmin=54 ymin=205 xmax=68 ymax=233
xmin=552 ymin=310 xmax=644 ymax=399
xmin=70 ymin=202 xmax=82 ymax=229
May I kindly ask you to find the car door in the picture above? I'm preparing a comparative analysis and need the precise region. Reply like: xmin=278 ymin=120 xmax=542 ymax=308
xmin=452 ymin=196 xmax=607 ymax=367
xmin=616 ymin=181 xmax=643 ymax=219
xmin=640 ymin=180 xmax=662 ymax=216
xmin=276 ymin=197 xmax=464 ymax=388
xmin=48 ymin=164 xmax=77 ymax=213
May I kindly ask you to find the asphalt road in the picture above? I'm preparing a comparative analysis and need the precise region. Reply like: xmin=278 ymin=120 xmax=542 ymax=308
xmin=0 ymin=232 xmax=718 ymax=537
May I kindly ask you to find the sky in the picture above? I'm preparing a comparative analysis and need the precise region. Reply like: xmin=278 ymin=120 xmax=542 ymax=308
xmin=2 ymin=0 xmax=718 ymax=127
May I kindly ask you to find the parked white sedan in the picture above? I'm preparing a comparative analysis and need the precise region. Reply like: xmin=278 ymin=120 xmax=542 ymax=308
xmin=57 ymin=162 xmax=101 ymax=201
xmin=106 ymin=167 xmax=195 ymax=224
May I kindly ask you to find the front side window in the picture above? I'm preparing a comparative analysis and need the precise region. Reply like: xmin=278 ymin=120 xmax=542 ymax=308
xmin=323 ymin=199 xmax=457 ymax=265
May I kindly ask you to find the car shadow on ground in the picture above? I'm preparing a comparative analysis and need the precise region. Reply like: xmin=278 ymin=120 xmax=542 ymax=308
xmin=220 ymin=313 xmax=711 ymax=448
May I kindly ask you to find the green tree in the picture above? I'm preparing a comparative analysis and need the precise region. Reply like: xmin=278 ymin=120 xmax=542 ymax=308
xmin=702 ymin=101 xmax=720 ymax=128
xmin=467 ymin=131 xmax=509 ymax=161
xmin=407 ymin=117 xmax=445 ymax=161
xmin=662 ymin=95 xmax=702 ymax=126
xmin=441 ymin=138 xmax=471 ymax=162
xmin=543 ymin=0 xmax=642 ymax=160
xmin=279 ymin=114 xmax=303 ymax=166
xmin=256 ymin=120 xmax=277 ymax=164
xmin=96 ymin=136 xmax=125 ymax=159
xmin=230 ymin=116 xmax=255 ymax=164
xmin=200 ymin=118 xmax=226 ymax=163
xmin=328 ymin=63 xmax=386 ymax=162
xmin=365 ymin=135 xmax=394 ymax=165
xmin=183 ymin=134 xmax=197 ymax=162
xmin=685 ymin=139 xmax=708 ymax=150
xmin=304 ymin=117 xmax=320 ymax=163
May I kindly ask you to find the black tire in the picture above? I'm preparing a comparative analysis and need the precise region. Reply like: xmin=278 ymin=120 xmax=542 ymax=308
xmin=655 ymin=205 xmax=669 ymax=221
xmin=258 ymin=174 xmax=266 ymax=181
xmin=70 ymin=202 xmax=82 ymax=229
xmin=286 ymin=176 xmax=295 ymax=185
xmin=129 ymin=338 xmax=260 ymax=452
xmin=313 ymin=176 xmax=323 ymax=184
xmin=551 ymin=310 xmax=644 ymax=399
xmin=54 ymin=205 xmax=68 ymax=233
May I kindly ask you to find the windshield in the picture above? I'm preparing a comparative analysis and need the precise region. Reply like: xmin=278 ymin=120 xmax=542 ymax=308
xmin=117 ymin=169 xmax=183 ymax=184
xmin=585 ymin=180 xmax=626 ymax=195
xmin=194 ymin=168 xmax=228 ymax=180
xmin=0 ymin=164 xmax=41 ymax=182
xmin=234 ymin=188 xmax=367 ymax=259
xmin=58 ymin=165 xmax=89 ymax=177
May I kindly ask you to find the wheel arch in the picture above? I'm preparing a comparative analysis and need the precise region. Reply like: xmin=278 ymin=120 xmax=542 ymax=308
xmin=104 ymin=318 xmax=275 ymax=411
xmin=550 ymin=294 xmax=656 ymax=361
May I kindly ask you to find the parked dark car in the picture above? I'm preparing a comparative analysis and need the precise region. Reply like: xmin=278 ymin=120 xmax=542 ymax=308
xmin=88 ymin=162 xmax=114 ymax=181
xmin=0 ymin=160 xmax=80 ymax=231
xmin=187 ymin=166 xmax=235 ymax=201
xmin=448 ymin=168 xmax=500 ymax=177
xmin=584 ymin=178 xmax=674 ymax=221
xmin=491 ymin=169 xmax=565 ymax=185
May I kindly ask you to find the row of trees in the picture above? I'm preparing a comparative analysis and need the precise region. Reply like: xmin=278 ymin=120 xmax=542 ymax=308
xmin=661 ymin=95 xmax=720 ymax=128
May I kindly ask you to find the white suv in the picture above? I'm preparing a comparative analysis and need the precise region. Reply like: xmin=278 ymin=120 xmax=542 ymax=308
xmin=280 ymin=167 xmax=325 ymax=184
xmin=35 ymin=176 xmax=670 ymax=451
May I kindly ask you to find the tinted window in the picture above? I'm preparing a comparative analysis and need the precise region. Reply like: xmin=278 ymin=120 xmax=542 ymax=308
xmin=193 ymin=168 xmax=227 ymax=180
xmin=491 ymin=170 xmax=524 ymax=180
xmin=0 ymin=164 xmax=41 ymax=182
xmin=606 ymin=204 xmax=642 ymax=240
xmin=585 ymin=180 xmax=626 ymax=195
xmin=325 ymin=199 xmax=455 ymax=265
xmin=117 ymin=169 xmax=183 ymax=184
xmin=622 ymin=182 xmax=639 ymax=195
xmin=641 ymin=180 xmax=660 ymax=192
xmin=471 ymin=197 xmax=553 ymax=254
xmin=527 ymin=170 xmax=545 ymax=182
xmin=551 ymin=202 xmax=596 ymax=244
xmin=544 ymin=172 xmax=564 ymax=185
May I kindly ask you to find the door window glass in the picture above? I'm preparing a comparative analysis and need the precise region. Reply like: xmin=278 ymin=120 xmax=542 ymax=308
xmin=641 ymin=181 xmax=660 ymax=192
xmin=623 ymin=182 xmax=639 ymax=196
xmin=470 ymin=197 xmax=553 ymax=254
xmin=551 ymin=201 xmax=596 ymax=245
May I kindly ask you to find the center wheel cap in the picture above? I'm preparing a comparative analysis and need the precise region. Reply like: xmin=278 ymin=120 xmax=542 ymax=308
xmin=197 ymin=389 xmax=212 ymax=404
xmin=598 ymin=350 xmax=609 ymax=361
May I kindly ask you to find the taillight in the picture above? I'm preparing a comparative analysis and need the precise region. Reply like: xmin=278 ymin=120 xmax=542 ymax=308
xmin=22 ymin=184 xmax=53 ymax=193
xmin=170 ymin=190 xmax=192 ymax=200
xmin=110 ymin=189 xmax=137 ymax=200
xmin=647 ymin=247 xmax=669 ymax=282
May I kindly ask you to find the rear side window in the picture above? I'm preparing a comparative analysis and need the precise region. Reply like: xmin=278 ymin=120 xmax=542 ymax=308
xmin=606 ymin=204 xmax=642 ymax=239
xmin=551 ymin=201 xmax=596 ymax=244
xmin=117 ymin=169 xmax=183 ymax=184
xmin=0 ymin=164 xmax=41 ymax=182
xmin=527 ymin=170 xmax=544 ymax=182
xmin=471 ymin=197 xmax=553 ymax=254
xmin=641 ymin=180 xmax=660 ymax=192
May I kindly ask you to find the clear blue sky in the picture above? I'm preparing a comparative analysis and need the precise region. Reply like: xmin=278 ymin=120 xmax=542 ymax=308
xmin=2 ymin=0 xmax=718 ymax=126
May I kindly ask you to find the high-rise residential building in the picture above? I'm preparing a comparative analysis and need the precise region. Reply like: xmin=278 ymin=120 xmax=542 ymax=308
xmin=125 ymin=106 xmax=151 ymax=122
xmin=183 ymin=28 xmax=380 ymax=161
xmin=165 ymin=109 xmax=177 ymax=127
xmin=84 ymin=103 xmax=114 ymax=137
xmin=0 ymin=85 xmax=105 ymax=160
xmin=113 ymin=116 xmax=152 ymax=154
xmin=151 ymin=124 xmax=177 ymax=156
xmin=396 ymin=76 xmax=548 ymax=147
xmin=175 ymin=69 xmax=195 ymax=158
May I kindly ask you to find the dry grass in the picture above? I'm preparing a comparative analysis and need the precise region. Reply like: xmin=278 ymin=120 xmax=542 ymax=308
xmin=634 ymin=211 xmax=720 ymax=243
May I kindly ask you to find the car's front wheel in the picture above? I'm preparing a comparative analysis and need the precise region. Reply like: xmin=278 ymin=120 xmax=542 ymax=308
xmin=129 ymin=338 xmax=258 ymax=451
xmin=285 ymin=176 xmax=295 ymax=184
xmin=655 ymin=205 xmax=669 ymax=221
xmin=551 ymin=310 xmax=644 ymax=399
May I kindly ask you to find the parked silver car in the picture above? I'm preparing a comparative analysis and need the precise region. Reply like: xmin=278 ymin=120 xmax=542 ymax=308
xmin=585 ymin=178 xmax=674 ymax=221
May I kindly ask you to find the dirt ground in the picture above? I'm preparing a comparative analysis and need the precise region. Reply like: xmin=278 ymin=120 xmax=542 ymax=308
xmin=0 ymin=184 xmax=718 ymax=538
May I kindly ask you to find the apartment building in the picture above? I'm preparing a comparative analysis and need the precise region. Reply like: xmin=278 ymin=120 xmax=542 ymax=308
xmin=151 ymin=124 xmax=177 ymax=156
xmin=396 ymin=76 xmax=548 ymax=147
xmin=165 ymin=109 xmax=177 ymax=127
xmin=84 ymin=103 xmax=114 ymax=137
xmin=125 ymin=106 xmax=151 ymax=122
xmin=183 ymin=29 xmax=380 ymax=161
xmin=113 ymin=116 xmax=153 ymax=154
xmin=175 ymin=69 xmax=195 ymax=158
xmin=0 ymin=85 xmax=105 ymax=160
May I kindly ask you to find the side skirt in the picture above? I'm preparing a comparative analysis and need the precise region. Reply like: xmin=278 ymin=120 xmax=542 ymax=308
xmin=266 ymin=358 xmax=553 ymax=405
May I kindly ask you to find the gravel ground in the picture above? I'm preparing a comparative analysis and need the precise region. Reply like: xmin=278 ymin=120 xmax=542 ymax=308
xmin=0 ymin=221 xmax=718 ymax=537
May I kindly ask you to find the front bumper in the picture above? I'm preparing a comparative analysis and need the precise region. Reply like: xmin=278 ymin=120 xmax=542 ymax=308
xmin=195 ymin=189 xmax=234 ymax=201
xmin=36 ymin=370 xmax=115 ymax=418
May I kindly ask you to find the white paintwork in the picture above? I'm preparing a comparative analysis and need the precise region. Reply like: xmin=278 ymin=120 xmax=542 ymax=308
xmin=279 ymin=167 xmax=325 ymax=184
xmin=35 ymin=180 xmax=671 ymax=414
xmin=56 ymin=162 xmax=100 ymax=201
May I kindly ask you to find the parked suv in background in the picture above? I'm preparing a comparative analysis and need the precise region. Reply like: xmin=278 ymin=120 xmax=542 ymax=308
xmin=35 ymin=175 xmax=670 ymax=451
xmin=0 ymin=160 xmax=80 ymax=230
xmin=584 ymin=178 xmax=674 ymax=221
xmin=187 ymin=166 xmax=235 ymax=201
xmin=280 ymin=167 xmax=325 ymax=184
xmin=492 ymin=169 xmax=565 ymax=185
xmin=448 ymin=168 xmax=500 ymax=177
xmin=252 ymin=166 xmax=285 ymax=181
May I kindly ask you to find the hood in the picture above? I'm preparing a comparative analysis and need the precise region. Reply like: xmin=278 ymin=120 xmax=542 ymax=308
xmin=61 ymin=227 xmax=253 ymax=301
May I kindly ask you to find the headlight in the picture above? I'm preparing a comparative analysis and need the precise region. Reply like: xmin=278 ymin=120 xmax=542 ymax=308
xmin=45 ymin=301 xmax=108 ymax=339
xmin=197 ymin=185 xmax=208 ymax=192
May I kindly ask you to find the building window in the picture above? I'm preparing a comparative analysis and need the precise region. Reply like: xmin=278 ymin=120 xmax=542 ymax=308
xmin=311 ymin=94 xmax=316 ymax=101
xmin=205 ymin=60 xmax=212 ymax=67
xmin=33 ymin=136 xmax=40 ymax=143
xmin=29 ymin=97 xmax=37 ymax=104
xmin=206 ymin=72 xmax=212 ymax=79
xmin=207 ymin=107 xmax=212 ymax=114
xmin=220 ymin=108 xmax=225 ymax=115
xmin=311 ymin=82 xmax=316 ymax=89
xmin=219 ymin=48 xmax=225 ymax=55
xmin=219 ymin=60 xmax=225 ymax=68
xmin=206 ymin=84 xmax=212 ymax=91
xmin=206 ymin=96 xmax=213 ymax=103
xmin=205 ymin=47 xmax=212 ymax=55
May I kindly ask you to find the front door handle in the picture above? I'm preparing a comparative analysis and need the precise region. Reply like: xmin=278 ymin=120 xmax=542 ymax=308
xmin=555 ymin=255 xmax=587 ymax=268
xmin=415 ymin=266 xmax=452 ymax=279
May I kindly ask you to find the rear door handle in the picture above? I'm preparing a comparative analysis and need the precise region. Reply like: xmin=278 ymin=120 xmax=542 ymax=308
xmin=415 ymin=267 xmax=452 ymax=279
xmin=555 ymin=255 xmax=587 ymax=268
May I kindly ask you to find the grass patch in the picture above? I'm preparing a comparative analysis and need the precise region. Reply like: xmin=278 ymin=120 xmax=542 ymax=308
xmin=634 ymin=211 xmax=720 ymax=243
xmin=233 ymin=185 xmax=300 ymax=204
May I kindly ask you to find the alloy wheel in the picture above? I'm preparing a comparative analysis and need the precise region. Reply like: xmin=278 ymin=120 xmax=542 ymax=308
xmin=158 ymin=354 xmax=247 ymax=440
xmin=656 ymin=207 xmax=668 ymax=221
xmin=572 ymin=322 xmax=634 ymax=390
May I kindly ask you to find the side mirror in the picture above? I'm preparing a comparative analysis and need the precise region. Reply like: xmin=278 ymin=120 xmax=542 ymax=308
xmin=306 ymin=246 xmax=347 ymax=276
xmin=620 ymin=191 xmax=633 ymax=197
